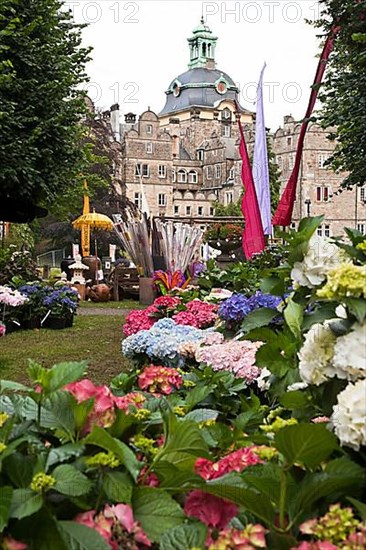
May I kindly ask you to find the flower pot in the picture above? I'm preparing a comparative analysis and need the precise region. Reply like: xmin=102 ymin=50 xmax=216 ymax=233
xmin=65 ymin=315 xmax=74 ymax=328
xmin=139 ymin=277 xmax=157 ymax=306
xmin=22 ymin=316 xmax=42 ymax=330
xmin=208 ymin=239 xmax=241 ymax=255
xmin=43 ymin=316 xmax=67 ymax=330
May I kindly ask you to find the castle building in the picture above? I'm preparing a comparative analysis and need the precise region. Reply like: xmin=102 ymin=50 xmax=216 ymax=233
xmin=273 ymin=116 xmax=366 ymax=236
xmin=111 ymin=19 xmax=254 ymax=220
xmin=104 ymin=19 xmax=366 ymax=236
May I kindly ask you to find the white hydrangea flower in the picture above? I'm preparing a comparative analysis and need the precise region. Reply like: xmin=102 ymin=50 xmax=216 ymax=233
xmin=256 ymin=367 xmax=272 ymax=391
xmin=331 ymin=379 xmax=366 ymax=450
xmin=332 ymin=322 xmax=366 ymax=381
xmin=291 ymin=234 xmax=346 ymax=289
xmin=287 ymin=382 xmax=309 ymax=392
xmin=298 ymin=323 xmax=337 ymax=385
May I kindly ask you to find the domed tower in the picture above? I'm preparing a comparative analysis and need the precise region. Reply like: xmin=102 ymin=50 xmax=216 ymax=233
xmin=159 ymin=18 xmax=252 ymax=126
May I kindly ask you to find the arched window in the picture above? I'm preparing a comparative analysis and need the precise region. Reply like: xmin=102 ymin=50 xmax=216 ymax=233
xmin=202 ymin=42 xmax=207 ymax=57
xmin=177 ymin=169 xmax=187 ymax=183
xmin=207 ymin=44 xmax=211 ymax=57
xmin=188 ymin=171 xmax=198 ymax=183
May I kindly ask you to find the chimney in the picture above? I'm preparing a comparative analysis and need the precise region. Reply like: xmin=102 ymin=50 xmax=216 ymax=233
xmin=110 ymin=103 xmax=121 ymax=142
xmin=172 ymin=135 xmax=179 ymax=157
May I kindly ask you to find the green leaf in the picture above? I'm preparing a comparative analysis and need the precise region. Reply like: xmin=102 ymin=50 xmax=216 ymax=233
xmin=84 ymin=426 xmax=141 ymax=481
xmin=58 ymin=521 xmax=110 ymax=550
xmin=344 ymin=297 xmax=366 ymax=323
xmin=302 ymin=303 xmax=337 ymax=330
xmin=10 ymin=488 xmax=43 ymax=520
xmin=0 ymin=380 xmax=30 ymax=393
xmin=185 ymin=409 xmax=218 ymax=423
xmin=284 ymin=298 xmax=303 ymax=340
xmin=132 ymin=487 xmax=185 ymax=542
xmin=159 ymin=523 xmax=208 ymax=550
xmin=280 ymin=391 xmax=310 ymax=409
xmin=242 ymin=463 xmax=283 ymax=506
xmin=103 ymin=471 xmax=133 ymax=504
xmin=347 ymin=497 xmax=366 ymax=520
xmin=53 ymin=465 xmax=92 ymax=497
xmin=4 ymin=453 xmax=34 ymax=487
xmin=157 ymin=419 xmax=209 ymax=468
xmin=185 ymin=385 xmax=213 ymax=410
xmin=46 ymin=443 xmax=85 ymax=470
xmin=260 ymin=276 xmax=286 ymax=296
xmin=48 ymin=361 xmax=88 ymax=393
xmin=202 ymin=474 xmax=276 ymax=526
xmin=275 ymin=424 xmax=338 ymax=469
xmin=0 ymin=486 xmax=12 ymax=532
xmin=241 ymin=307 xmax=278 ymax=333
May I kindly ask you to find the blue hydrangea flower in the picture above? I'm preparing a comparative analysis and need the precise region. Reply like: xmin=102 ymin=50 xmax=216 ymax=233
xmin=218 ymin=291 xmax=282 ymax=323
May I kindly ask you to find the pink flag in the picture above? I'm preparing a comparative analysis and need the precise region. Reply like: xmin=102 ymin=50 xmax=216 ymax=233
xmin=237 ymin=114 xmax=266 ymax=259
xmin=272 ymin=28 xmax=339 ymax=226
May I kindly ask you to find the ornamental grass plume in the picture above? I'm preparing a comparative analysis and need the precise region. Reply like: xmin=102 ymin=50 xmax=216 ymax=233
xmin=137 ymin=365 xmax=183 ymax=395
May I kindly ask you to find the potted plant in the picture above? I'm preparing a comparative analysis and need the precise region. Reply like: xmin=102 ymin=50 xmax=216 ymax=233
xmin=18 ymin=282 xmax=49 ymax=329
xmin=42 ymin=285 xmax=79 ymax=329
xmin=204 ymin=222 xmax=244 ymax=256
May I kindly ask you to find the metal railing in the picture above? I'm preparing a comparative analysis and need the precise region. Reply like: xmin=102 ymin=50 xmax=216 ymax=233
xmin=36 ymin=249 xmax=65 ymax=268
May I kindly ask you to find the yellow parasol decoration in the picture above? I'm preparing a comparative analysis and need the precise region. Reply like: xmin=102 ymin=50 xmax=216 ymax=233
xmin=72 ymin=181 xmax=113 ymax=257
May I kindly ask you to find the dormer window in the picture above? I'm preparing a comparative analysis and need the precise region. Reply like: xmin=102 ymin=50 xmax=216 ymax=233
xmin=197 ymin=149 xmax=204 ymax=161
xmin=222 ymin=108 xmax=231 ymax=120
xmin=146 ymin=124 xmax=152 ymax=135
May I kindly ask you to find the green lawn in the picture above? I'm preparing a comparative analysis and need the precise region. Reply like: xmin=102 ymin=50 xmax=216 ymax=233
xmin=80 ymin=300 xmax=142 ymax=310
xmin=0 ymin=315 xmax=134 ymax=385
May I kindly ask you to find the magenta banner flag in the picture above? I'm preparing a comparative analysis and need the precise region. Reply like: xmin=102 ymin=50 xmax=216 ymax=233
xmin=237 ymin=112 xmax=266 ymax=259
xmin=253 ymin=63 xmax=272 ymax=235
xmin=272 ymin=29 xmax=338 ymax=226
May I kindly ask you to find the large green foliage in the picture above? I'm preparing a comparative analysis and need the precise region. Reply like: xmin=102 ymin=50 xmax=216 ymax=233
xmin=0 ymin=0 xmax=91 ymax=207
xmin=314 ymin=0 xmax=366 ymax=187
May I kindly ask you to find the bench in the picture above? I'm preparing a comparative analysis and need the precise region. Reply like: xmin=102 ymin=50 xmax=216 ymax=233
xmin=109 ymin=266 xmax=140 ymax=301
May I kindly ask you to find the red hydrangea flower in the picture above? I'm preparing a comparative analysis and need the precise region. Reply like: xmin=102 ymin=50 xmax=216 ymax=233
xmin=154 ymin=296 xmax=181 ymax=309
xmin=184 ymin=490 xmax=238 ymax=529
xmin=173 ymin=299 xmax=218 ymax=329
xmin=195 ymin=447 xmax=262 ymax=480
xmin=138 ymin=365 xmax=183 ymax=395
xmin=114 ymin=392 xmax=146 ymax=412
xmin=123 ymin=306 xmax=158 ymax=336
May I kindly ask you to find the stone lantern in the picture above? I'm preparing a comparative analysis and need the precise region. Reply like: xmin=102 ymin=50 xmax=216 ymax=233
xmin=69 ymin=255 xmax=89 ymax=284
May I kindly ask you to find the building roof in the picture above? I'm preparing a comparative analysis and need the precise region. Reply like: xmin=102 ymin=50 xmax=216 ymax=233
xmin=160 ymin=68 xmax=244 ymax=116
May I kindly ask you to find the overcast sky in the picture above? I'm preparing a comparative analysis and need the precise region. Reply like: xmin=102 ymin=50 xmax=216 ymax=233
xmin=69 ymin=0 xmax=323 ymax=132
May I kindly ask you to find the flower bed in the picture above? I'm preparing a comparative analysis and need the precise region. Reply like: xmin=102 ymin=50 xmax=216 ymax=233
xmin=0 ymin=219 xmax=365 ymax=549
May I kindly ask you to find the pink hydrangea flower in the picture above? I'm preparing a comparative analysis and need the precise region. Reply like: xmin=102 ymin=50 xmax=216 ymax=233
xmin=0 ymin=323 xmax=6 ymax=337
xmin=173 ymin=299 xmax=218 ymax=329
xmin=209 ymin=524 xmax=267 ymax=549
xmin=184 ymin=490 xmax=238 ymax=529
xmin=292 ymin=543 xmax=338 ymax=550
xmin=114 ymin=392 xmax=146 ymax=411
xmin=154 ymin=296 xmax=181 ymax=309
xmin=195 ymin=447 xmax=262 ymax=480
xmin=75 ymin=504 xmax=151 ymax=549
xmin=138 ymin=365 xmax=183 ymax=395
xmin=123 ymin=306 xmax=158 ymax=336
xmin=2 ymin=538 xmax=27 ymax=550
xmin=195 ymin=340 xmax=263 ymax=382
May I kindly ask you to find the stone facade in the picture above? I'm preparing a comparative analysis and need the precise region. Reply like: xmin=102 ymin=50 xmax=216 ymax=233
xmin=273 ymin=116 xmax=366 ymax=236
xmin=100 ymin=20 xmax=366 ymax=237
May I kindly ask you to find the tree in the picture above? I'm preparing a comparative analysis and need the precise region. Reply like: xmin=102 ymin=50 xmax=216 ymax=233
xmin=0 ymin=0 xmax=91 ymax=221
xmin=314 ymin=0 xmax=366 ymax=187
